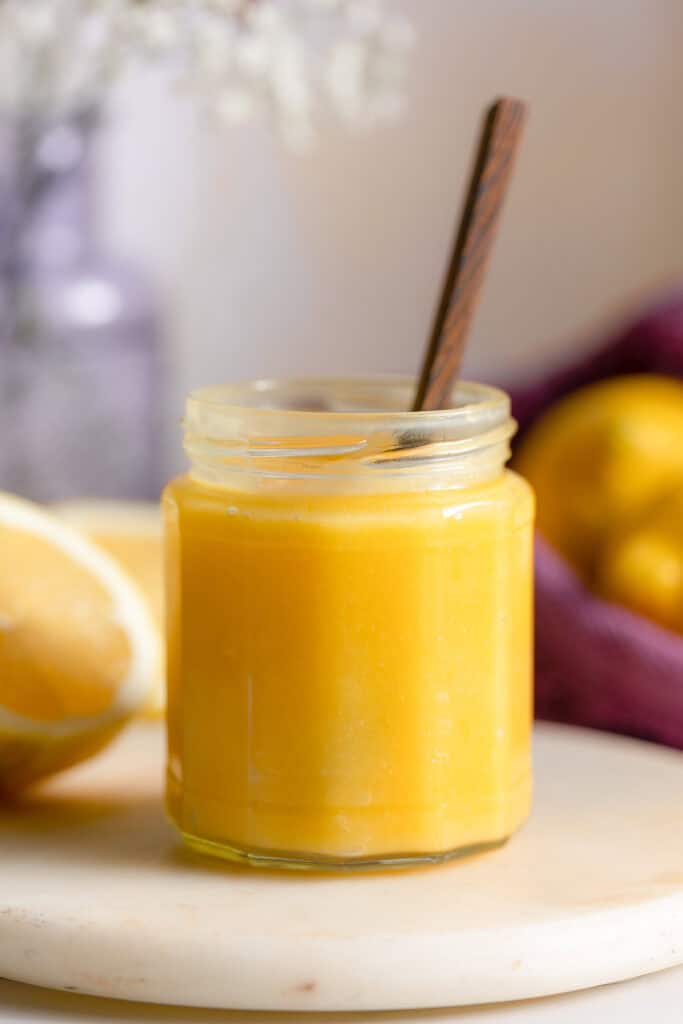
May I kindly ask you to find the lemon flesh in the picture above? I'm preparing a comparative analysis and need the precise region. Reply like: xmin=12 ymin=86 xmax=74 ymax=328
xmin=53 ymin=501 xmax=164 ymax=716
xmin=0 ymin=493 xmax=156 ymax=792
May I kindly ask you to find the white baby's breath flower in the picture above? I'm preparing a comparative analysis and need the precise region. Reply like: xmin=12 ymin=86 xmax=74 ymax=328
xmin=346 ymin=0 xmax=384 ymax=37
xmin=248 ymin=2 xmax=286 ymax=34
xmin=235 ymin=35 xmax=270 ymax=77
xmin=192 ymin=16 xmax=236 ymax=76
xmin=326 ymin=39 xmax=365 ymax=120
xmin=133 ymin=8 xmax=181 ymax=52
xmin=383 ymin=16 xmax=417 ymax=53
xmin=216 ymin=86 xmax=257 ymax=123
xmin=0 ymin=0 xmax=415 ymax=146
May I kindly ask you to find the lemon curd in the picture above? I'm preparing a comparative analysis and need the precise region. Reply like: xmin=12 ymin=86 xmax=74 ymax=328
xmin=164 ymin=379 xmax=534 ymax=869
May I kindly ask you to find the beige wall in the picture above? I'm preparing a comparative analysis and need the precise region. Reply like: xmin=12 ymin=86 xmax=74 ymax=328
xmin=101 ymin=0 xmax=683 ymax=465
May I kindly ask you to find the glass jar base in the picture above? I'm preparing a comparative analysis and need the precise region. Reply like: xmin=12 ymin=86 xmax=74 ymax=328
xmin=179 ymin=829 xmax=508 ymax=872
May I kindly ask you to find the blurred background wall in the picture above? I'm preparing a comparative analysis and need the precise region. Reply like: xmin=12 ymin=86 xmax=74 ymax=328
xmin=100 ymin=0 xmax=683 ymax=470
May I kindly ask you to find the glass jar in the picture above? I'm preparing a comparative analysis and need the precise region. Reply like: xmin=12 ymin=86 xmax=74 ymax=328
xmin=0 ymin=110 xmax=162 ymax=501
xmin=163 ymin=377 xmax=534 ymax=870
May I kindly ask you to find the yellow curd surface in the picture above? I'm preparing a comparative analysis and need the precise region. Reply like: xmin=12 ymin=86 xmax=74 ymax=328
xmin=163 ymin=470 xmax=534 ymax=865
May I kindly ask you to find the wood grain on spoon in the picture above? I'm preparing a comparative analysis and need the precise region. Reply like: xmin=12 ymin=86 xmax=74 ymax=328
xmin=413 ymin=97 xmax=528 ymax=412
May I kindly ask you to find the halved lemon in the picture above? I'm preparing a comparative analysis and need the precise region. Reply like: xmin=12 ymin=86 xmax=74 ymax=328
xmin=53 ymin=500 xmax=165 ymax=716
xmin=0 ymin=493 xmax=157 ymax=792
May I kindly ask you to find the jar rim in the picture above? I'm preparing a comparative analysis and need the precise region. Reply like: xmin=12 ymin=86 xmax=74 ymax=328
xmin=186 ymin=376 xmax=509 ymax=429
xmin=184 ymin=377 xmax=515 ymax=485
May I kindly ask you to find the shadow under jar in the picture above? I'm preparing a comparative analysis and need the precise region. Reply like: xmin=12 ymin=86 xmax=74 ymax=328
xmin=163 ymin=378 xmax=535 ymax=870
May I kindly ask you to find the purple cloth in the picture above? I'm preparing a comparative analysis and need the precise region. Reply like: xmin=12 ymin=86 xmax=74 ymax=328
xmin=514 ymin=291 xmax=683 ymax=432
xmin=510 ymin=291 xmax=683 ymax=748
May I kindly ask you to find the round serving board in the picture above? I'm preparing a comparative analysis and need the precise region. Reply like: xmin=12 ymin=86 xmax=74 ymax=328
xmin=1 ymin=723 xmax=682 ymax=1012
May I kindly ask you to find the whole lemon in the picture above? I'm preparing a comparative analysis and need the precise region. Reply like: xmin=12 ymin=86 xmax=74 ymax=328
xmin=515 ymin=375 xmax=683 ymax=576
xmin=596 ymin=486 xmax=683 ymax=633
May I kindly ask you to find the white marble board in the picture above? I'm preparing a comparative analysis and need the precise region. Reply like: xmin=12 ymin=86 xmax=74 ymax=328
xmin=0 ymin=723 xmax=682 ymax=1012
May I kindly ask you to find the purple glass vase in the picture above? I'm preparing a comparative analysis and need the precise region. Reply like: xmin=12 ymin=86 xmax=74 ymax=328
xmin=0 ymin=109 xmax=162 ymax=502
